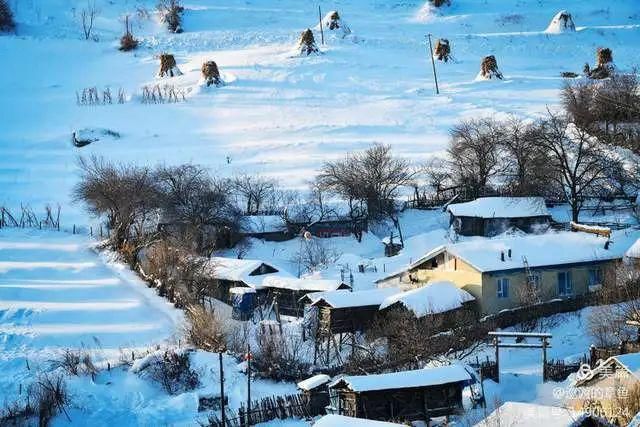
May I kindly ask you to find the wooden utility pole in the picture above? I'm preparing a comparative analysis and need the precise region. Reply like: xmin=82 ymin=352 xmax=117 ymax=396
xmin=427 ymin=34 xmax=440 ymax=95
xmin=219 ymin=352 xmax=226 ymax=427
xmin=246 ymin=344 xmax=252 ymax=426
xmin=318 ymin=5 xmax=324 ymax=45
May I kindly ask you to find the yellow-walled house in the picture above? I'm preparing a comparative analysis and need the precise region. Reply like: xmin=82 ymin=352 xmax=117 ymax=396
xmin=376 ymin=230 xmax=640 ymax=316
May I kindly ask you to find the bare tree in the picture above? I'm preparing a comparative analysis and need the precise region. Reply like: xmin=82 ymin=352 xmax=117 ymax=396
xmin=73 ymin=156 xmax=160 ymax=263
xmin=499 ymin=117 xmax=552 ymax=196
xmin=318 ymin=144 xmax=415 ymax=220
xmin=232 ymin=174 xmax=277 ymax=215
xmin=534 ymin=113 xmax=619 ymax=222
xmin=156 ymin=165 xmax=241 ymax=256
xmin=80 ymin=1 xmax=99 ymax=40
xmin=448 ymin=118 xmax=503 ymax=198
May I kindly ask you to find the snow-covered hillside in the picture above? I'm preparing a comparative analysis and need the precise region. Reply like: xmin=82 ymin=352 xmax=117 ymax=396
xmin=1 ymin=0 xmax=639 ymax=225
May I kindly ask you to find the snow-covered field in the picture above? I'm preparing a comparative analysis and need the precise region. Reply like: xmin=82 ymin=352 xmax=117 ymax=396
xmin=1 ymin=0 xmax=639 ymax=225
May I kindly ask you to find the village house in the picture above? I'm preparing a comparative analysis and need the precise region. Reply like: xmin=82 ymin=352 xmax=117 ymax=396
xmin=447 ymin=197 xmax=551 ymax=237
xmin=376 ymin=230 xmax=640 ymax=315
xmin=327 ymin=364 xmax=473 ymax=423
xmin=571 ymin=352 xmax=640 ymax=424
xmin=259 ymin=276 xmax=351 ymax=317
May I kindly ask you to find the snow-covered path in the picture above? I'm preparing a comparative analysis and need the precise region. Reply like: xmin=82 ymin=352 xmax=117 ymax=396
xmin=0 ymin=228 xmax=182 ymax=403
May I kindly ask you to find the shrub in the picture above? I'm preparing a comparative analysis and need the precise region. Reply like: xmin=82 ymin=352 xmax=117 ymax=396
xmin=50 ymin=349 xmax=98 ymax=379
xmin=145 ymin=350 xmax=199 ymax=394
xmin=120 ymin=32 xmax=138 ymax=51
xmin=30 ymin=374 xmax=70 ymax=427
xmin=0 ymin=0 xmax=15 ymax=33
xmin=252 ymin=329 xmax=310 ymax=381
xmin=184 ymin=305 xmax=226 ymax=352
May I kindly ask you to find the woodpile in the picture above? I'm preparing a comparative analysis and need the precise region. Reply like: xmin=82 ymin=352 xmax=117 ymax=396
xmin=157 ymin=54 xmax=183 ymax=78
xmin=434 ymin=38 xmax=451 ymax=62
xmin=478 ymin=55 xmax=503 ymax=80
xmin=297 ymin=29 xmax=319 ymax=56
xmin=201 ymin=61 xmax=222 ymax=87
xmin=545 ymin=10 xmax=575 ymax=33
xmin=585 ymin=47 xmax=614 ymax=79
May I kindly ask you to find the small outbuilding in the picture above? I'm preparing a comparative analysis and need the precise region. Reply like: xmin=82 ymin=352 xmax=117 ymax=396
xmin=205 ymin=257 xmax=288 ymax=301
xmin=297 ymin=374 xmax=332 ymax=413
xmin=447 ymin=197 xmax=551 ymax=237
xmin=260 ymin=276 xmax=351 ymax=317
xmin=328 ymin=365 xmax=473 ymax=423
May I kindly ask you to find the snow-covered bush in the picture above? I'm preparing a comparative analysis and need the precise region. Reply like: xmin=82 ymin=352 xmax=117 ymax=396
xmin=30 ymin=374 xmax=70 ymax=427
xmin=252 ymin=330 xmax=310 ymax=381
xmin=434 ymin=38 xmax=451 ymax=62
xmin=158 ymin=0 xmax=184 ymax=33
xmin=50 ymin=349 xmax=98 ymax=378
xmin=141 ymin=350 xmax=199 ymax=395
xmin=0 ymin=0 xmax=15 ymax=33
xmin=320 ymin=11 xmax=351 ymax=38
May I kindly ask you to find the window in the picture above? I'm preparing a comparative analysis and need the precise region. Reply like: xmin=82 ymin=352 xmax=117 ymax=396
xmin=558 ymin=271 xmax=573 ymax=295
xmin=497 ymin=278 xmax=510 ymax=298
xmin=589 ymin=268 xmax=603 ymax=288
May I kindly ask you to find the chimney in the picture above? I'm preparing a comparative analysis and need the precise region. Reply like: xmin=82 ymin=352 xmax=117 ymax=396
xmin=500 ymin=251 xmax=505 ymax=262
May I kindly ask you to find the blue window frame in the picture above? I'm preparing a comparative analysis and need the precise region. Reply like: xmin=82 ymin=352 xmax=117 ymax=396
xmin=497 ymin=278 xmax=510 ymax=298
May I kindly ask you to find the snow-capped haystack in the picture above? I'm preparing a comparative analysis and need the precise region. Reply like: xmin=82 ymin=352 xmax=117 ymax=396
xmin=297 ymin=29 xmax=319 ymax=56
xmin=586 ymin=47 xmax=614 ymax=79
xmin=477 ymin=55 xmax=503 ymax=80
xmin=157 ymin=53 xmax=183 ymax=78
xmin=201 ymin=61 xmax=223 ymax=87
xmin=434 ymin=38 xmax=451 ymax=62
xmin=322 ymin=11 xmax=351 ymax=37
xmin=545 ymin=10 xmax=576 ymax=33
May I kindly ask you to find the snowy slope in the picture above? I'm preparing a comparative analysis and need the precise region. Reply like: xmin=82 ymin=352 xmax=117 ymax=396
xmin=0 ymin=228 xmax=182 ymax=404
xmin=1 ymin=0 xmax=639 ymax=225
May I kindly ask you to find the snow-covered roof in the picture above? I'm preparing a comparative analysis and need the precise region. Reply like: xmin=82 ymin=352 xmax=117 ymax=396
xmin=626 ymin=237 xmax=640 ymax=258
xmin=208 ymin=257 xmax=291 ymax=288
xmin=241 ymin=215 xmax=287 ymax=234
xmin=474 ymin=402 xmax=586 ymax=427
xmin=444 ymin=230 xmax=639 ymax=272
xmin=305 ymin=287 xmax=401 ymax=308
xmin=447 ymin=197 xmax=550 ymax=219
xmin=261 ymin=276 xmax=348 ymax=292
xmin=379 ymin=281 xmax=475 ymax=317
xmin=297 ymin=374 xmax=331 ymax=391
xmin=329 ymin=364 xmax=472 ymax=392
xmin=314 ymin=415 xmax=404 ymax=427
xmin=615 ymin=352 xmax=640 ymax=379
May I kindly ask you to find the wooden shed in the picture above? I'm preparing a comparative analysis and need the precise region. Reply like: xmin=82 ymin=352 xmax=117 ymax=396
xmin=297 ymin=374 xmax=332 ymax=414
xmin=204 ymin=257 xmax=285 ymax=301
xmin=447 ymin=197 xmax=551 ymax=237
xmin=259 ymin=277 xmax=351 ymax=317
xmin=328 ymin=365 xmax=473 ymax=423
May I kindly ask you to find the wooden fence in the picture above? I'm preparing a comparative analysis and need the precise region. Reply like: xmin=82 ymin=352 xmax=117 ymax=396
xmin=206 ymin=393 xmax=322 ymax=427
xmin=544 ymin=358 xmax=586 ymax=382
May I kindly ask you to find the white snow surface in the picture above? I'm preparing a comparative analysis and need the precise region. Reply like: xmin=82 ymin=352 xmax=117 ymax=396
xmin=261 ymin=275 xmax=346 ymax=292
xmin=447 ymin=197 xmax=550 ymax=219
xmin=305 ymin=287 xmax=401 ymax=308
xmin=474 ymin=401 xmax=584 ymax=427
xmin=313 ymin=415 xmax=404 ymax=427
xmin=330 ymin=364 xmax=472 ymax=392
xmin=379 ymin=281 xmax=475 ymax=317
xmin=296 ymin=374 xmax=330 ymax=391
xmin=208 ymin=256 xmax=291 ymax=287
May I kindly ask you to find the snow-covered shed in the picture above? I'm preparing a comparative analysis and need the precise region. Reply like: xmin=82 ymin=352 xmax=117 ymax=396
xmin=474 ymin=402 xmax=590 ymax=427
xmin=259 ymin=276 xmax=351 ymax=317
xmin=302 ymin=288 xmax=401 ymax=334
xmin=376 ymin=230 xmax=640 ymax=315
xmin=447 ymin=197 xmax=551 ymax=237
xmin=240 ymin=215 xmax=289 ymax=241
xmin=297 ymin=374 xmax=332 ymax=412
xmin=205 ymin=257 xmax=289 ymax=301
xmin=328 ymin=365 xmax=472 ymax=422
xmin=379 ymin=281 xmax=476 ymax=318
